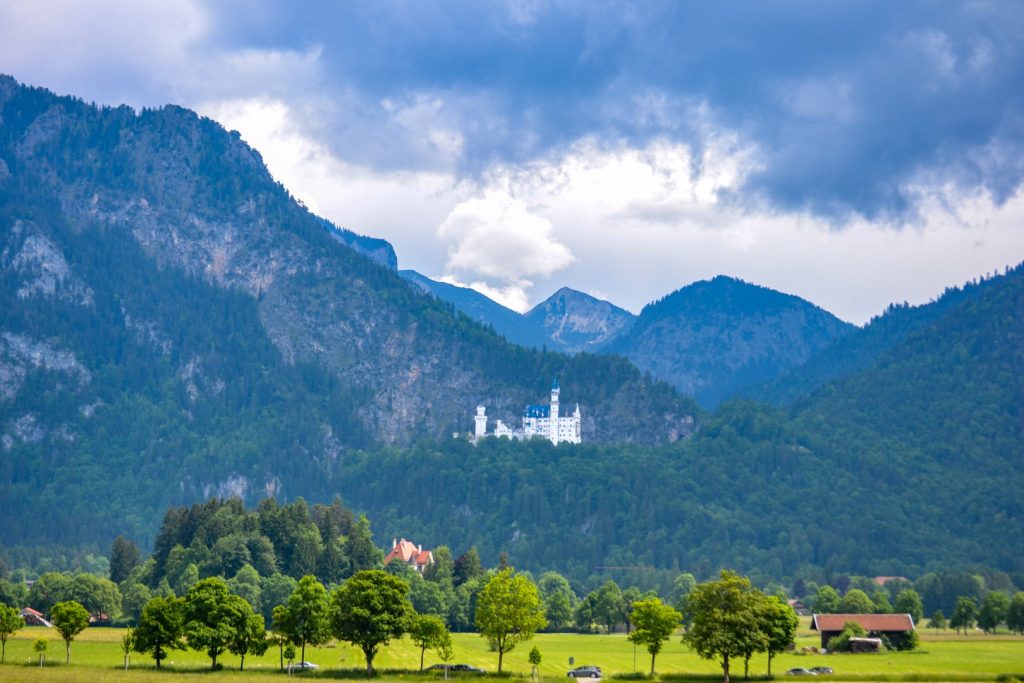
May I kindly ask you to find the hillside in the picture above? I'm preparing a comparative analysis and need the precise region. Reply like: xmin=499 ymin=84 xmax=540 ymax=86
xmin=329 ymin=266 xmax=1024 ymax=583
xmin=746 ymin=275 xmax=1003 ymax=405
xmin=605 ymin=276 xmax=854 ymax=406
xmin=0 ymin=75 xmax=698 ymax=546
xmin=793 ymin=262 xmax=1024 ymax=471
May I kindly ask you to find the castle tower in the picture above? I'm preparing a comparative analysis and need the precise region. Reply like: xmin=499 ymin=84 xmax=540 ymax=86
xmin=474 ymin=405 xmax=487 ymax=440
xmin=549 ymin=378 xmax=560 ymax=444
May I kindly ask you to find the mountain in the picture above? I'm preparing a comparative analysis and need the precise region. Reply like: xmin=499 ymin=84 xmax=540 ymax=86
xmin=399 ymin=270 xmax=552 ymax=349
xmin=523 ymin=287 xmax=636 ymax=353
xmin=745 ymin=275 xmax=1004 ymax=405
xmin=604 ymin=276 xmax=854 ymax=407
xmin=794 ymin=262 xmax=1024 ymax=468
xmin=329 ymin=264 xmax=1024 ymax=583
xmin=0 ymin=75 xmax=698 ymax=546
xmin=399 ymin=276 xmax=635 ymax=354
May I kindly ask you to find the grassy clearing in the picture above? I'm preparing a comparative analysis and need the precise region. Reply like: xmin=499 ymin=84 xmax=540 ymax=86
xmin=0 ymin=626 xmax=1021 ymax=682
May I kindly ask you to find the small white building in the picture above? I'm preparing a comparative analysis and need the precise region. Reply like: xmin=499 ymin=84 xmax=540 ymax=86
xmin=473 ymin=379 xmax=582 ymax=445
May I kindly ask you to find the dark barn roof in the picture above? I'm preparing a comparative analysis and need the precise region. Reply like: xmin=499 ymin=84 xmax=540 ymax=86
xmin=812 ymin=613 xmax=915 ymax=632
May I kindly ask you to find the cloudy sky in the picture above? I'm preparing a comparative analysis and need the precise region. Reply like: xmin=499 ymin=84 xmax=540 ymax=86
xmin=3 ymin=1 xmax=1024 ymax=323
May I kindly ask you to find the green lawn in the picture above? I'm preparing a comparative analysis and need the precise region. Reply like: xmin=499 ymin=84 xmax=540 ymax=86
xmin=0 ymin=626 xmax=1021 ymax=682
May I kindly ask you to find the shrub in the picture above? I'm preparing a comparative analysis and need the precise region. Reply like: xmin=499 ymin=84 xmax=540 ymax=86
xmin=827 ymin=622 xmax=868 ymax=652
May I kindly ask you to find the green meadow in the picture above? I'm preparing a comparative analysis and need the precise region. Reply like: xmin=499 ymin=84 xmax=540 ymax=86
xmin=0 ymin=625 xmax=1021 ymax=682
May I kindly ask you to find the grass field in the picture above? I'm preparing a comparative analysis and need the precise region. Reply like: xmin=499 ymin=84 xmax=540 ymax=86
xmin=0 ymin=623 xmax=1021 ymax=682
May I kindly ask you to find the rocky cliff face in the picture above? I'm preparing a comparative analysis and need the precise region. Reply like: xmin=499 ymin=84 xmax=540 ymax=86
xmin=524 ymin=287 xmax=636 ymax=353
xmin=606 ymin=276 xmax=854 ymax=406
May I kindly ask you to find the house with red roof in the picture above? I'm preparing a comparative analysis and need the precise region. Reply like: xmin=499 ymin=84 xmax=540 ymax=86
xmin=811 ymin=613 xmax=916 ymax=650
xmin=20 ymin=607 xmax=51 ymax=627
xmin=384 ymin=538 xmax=434 ymax=573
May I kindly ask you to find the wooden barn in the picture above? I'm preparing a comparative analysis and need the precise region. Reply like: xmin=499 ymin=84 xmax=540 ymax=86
xmin=811 ymin=613 xmax=916 ymax=650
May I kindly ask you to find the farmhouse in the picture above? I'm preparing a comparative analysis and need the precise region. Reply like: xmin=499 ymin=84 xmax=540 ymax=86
xmin=384 ymin=538 xmax=434 ymax=573
xmin=811 ymin=613 xmax=916 ymax=650
xmin=19 ymin=607 xmax=51 ymax=627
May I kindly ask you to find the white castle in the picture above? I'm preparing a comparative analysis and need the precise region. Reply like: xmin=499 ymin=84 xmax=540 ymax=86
xmin=473 ymin=379 xmax=582 ymax=445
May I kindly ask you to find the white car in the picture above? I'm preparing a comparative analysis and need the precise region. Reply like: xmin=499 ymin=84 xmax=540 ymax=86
xmin=287 ymin=661 xmax=320 ymax=673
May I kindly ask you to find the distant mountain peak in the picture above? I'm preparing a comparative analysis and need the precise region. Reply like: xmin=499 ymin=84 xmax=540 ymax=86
xmin=524 ymin=287 xmax=636 ymax=353
xmin=611 ymin=276 xmax=854 ymax=406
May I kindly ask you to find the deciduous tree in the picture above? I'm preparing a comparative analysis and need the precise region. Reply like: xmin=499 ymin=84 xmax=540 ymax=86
xmin=275 ymin=575 xmax=330 ymax=665
xmin=134 ymin=596 xmax=184 ymax=669
xmin=51 ymin=600 xmax=89 ymax=664
xmin=538 ymin=572 xmax=576 ymax=631
xmin=475 ymin=568 xmax=547 ymax=673
xmin=182 ymin=577 xmax=240 ymax=669
xmin=628 ymin=598 xmax=681 ymax=674
xmin=226 ymin=601 xmax=268 ymax=671
xmin=330 ymin=569 xmax=414 ymax=675
xmin=760 ymin=596 xmax=799 ymax=677
xmin=950 ymin=596 xmax=977 ymax=635
xmin=839 ymin=589 xmax=874 ymax=614
xmin=671 ymin=573 xmax=697 ymax=627
xmin=813 ymin=585 xmax=840 ymax=613
xmin=978 ymin=591 xmax=1010 ymax=633
xmin=0 ymin=605 xmax=25 ymax=663
xmin=683 ymin=570 xmax=766 ymax=683
xmin=120 ymin=628 xmax=135 ymax=670
xmin=410 ymin=613 xmax=451 ymax=671
xmin=1006 ymin=593 xmax=1024 ymax=635
xmin=33 ymin=637 xmax=47 ymax=666
xmin=592 ymin=580 xmax=626 ymax=633
xmin=529 ymin=646 xmax=542 ymax=681
xmin=895 ymin=589 xmax=924 ymax=623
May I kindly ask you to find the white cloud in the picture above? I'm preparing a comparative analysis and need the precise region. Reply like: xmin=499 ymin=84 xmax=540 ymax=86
xmin=4 ymin=4 xmax=1022 ymax=327
xmin=437 ymin=189 xmax=574 ymax=310
xmin=436 ymin=275 xmax=533 ymax=312
xmin=431 ymin=136 xmax=1024 ymax=324
xmin=199 ymin=96 xmax=460 ymax=272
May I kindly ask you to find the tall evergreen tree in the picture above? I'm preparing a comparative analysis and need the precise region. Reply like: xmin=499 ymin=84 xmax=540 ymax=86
xmin=109 ymin=536 xmax=142 ymax=585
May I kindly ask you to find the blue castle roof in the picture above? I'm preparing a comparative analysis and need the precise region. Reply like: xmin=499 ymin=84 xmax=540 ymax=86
xmin=524 ymin=404 xmax=550 ymax=418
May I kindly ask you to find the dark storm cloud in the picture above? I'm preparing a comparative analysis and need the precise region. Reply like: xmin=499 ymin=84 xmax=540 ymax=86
xmin=159 ymin=1 xmax=1024 ymax=218
xmin=195 ymin=0 xmax=1019 ymax=218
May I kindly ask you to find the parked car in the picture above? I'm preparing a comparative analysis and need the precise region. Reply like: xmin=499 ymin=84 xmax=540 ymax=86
xmin=785 ymin=668 xmax=818 ymax=676
xmin=439 ymin=664 xmax=486 ymax=673
xmin=568 ymin=665 xmax=603 ymax=678
xmin=810 ymin=667 xmax=834 ymax=675
xmin=287 ymin=661 xmax=319 ymax=672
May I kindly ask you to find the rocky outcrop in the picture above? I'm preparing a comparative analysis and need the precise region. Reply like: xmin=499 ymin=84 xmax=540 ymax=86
xmin=524 ymin=287 xmax=635 ymax=352
xmin=1 ymin=221 xmax=94 ymax=306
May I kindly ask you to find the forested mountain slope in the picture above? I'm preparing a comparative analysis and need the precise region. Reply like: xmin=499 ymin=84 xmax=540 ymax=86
xmin=792 ymin=261 xmax=1023 ymax=479
xmin=746 ymin=273 xmax=1004 ymax=405
xmin=604 ymin=276 xmax=853 ymax=406
xmin=0 ymin=75 xmax=697 ymax=547
xmin=328 ymin=266 xmax=1024 ymax=584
